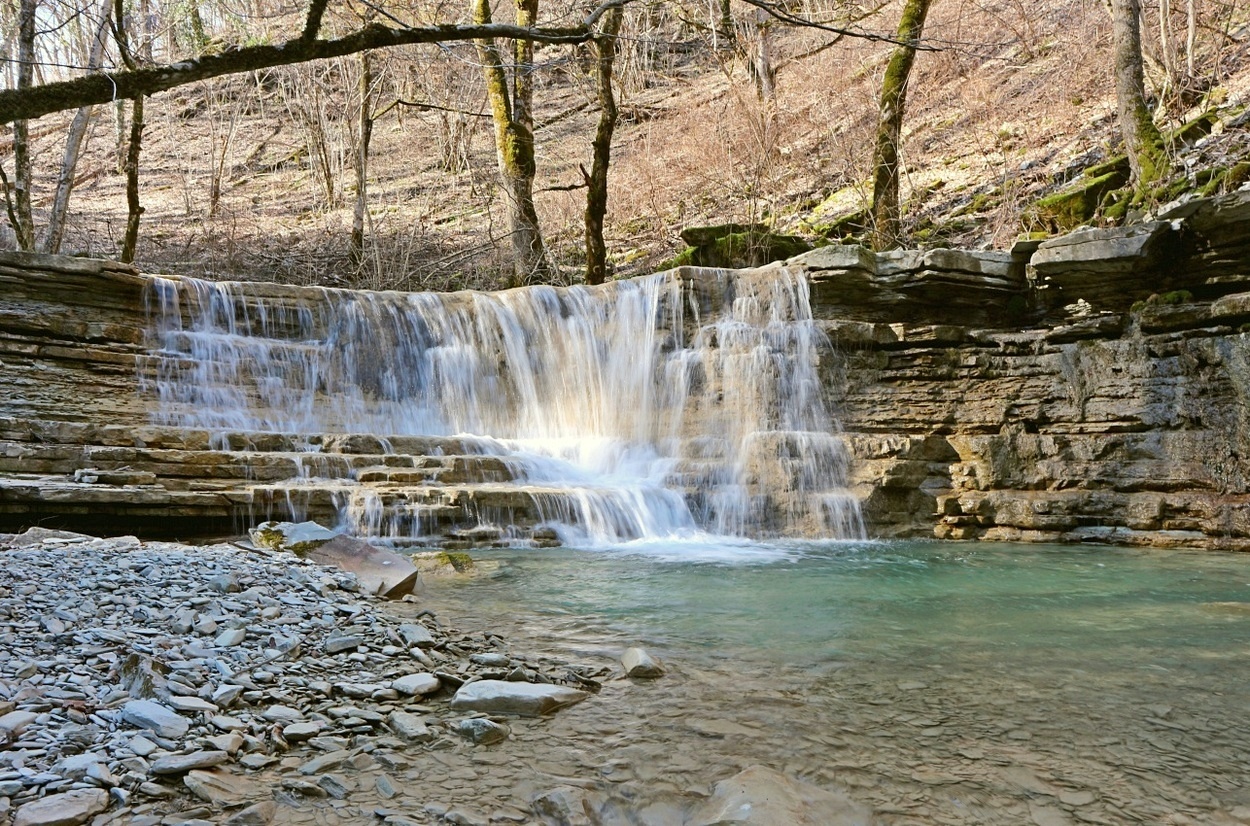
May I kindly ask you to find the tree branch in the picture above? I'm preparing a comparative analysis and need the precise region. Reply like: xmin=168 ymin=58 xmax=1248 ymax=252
xmin=301 ymin=0 xmax=331 ymax=42
xmin=0 ymin=1 xmax=632 ymax=124
xmin=738 ymin=0 xmax=940 ymax=50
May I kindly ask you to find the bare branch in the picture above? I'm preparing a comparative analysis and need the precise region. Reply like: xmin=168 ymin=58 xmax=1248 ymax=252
xmin=0 ymin=0 xmax=634 ymax=124
xmin=738 ymin=0 xmax=941 ymax=51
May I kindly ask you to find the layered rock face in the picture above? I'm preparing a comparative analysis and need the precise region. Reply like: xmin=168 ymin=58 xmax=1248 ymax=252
xmin=1 ymin=190 xmax=1249 ymax=548
xmin=803 ymin=191 xmax=1250 ymax=549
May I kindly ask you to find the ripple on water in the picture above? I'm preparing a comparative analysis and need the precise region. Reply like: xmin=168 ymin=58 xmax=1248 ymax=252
xmin=405 ymin=540 xmax=1250 ymax=825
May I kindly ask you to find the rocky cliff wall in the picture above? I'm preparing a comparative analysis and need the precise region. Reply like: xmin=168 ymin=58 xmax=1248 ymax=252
xmin=1 ymin=190 xmax=1248 ymax=547
xmin=798 ymin=190 xmax=1250 ymax=549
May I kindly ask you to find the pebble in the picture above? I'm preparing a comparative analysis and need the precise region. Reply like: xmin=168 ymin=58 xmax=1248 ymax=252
xmin=0 ymin=533 xmax=598 ymax=825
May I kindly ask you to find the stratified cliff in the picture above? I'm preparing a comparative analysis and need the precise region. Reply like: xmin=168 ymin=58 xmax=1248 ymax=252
xmin=2 ymin=190 xmax=1248 ymax=548
xmin=806 ymin=191 xmax=1250 ymax=549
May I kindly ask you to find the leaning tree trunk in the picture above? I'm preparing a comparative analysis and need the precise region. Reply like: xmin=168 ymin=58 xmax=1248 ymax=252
xmin=472 ymin=0 xmax=551 ymax=287
xmin=121 ymin=95 xmax=145 ymax=263
xmin=43 ymin=0 xmax=113 ymax=254
xmin=583 ymin=5 xmax=623 ymax=285
xmin=870 ymin=0 xmax=932 ymax=251
xmin=11 ymin=0 xmax=36 ymax=250
xmin=1112 ymin=0 xmax=1168 ymax=193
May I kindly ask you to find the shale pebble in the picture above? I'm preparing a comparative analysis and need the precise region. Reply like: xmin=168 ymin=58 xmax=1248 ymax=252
xmin=0 ymin=532 xmax=595 ymax=825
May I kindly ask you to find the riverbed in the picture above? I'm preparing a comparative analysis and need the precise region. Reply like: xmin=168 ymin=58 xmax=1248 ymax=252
xmin=414 ymin=539 xmax=1250 ymax=825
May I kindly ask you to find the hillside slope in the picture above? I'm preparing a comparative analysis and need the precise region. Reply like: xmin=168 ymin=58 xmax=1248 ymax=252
xmin=7 ymin=0 xmax=1250 ymax=289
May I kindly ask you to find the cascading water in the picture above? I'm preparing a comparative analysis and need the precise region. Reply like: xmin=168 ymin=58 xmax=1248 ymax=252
xmin=142 ymin=268 xmax=864 ymax=545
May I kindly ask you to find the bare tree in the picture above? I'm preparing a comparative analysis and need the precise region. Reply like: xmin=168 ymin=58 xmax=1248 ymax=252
xmin=473 ymin=0 xmax=553 ymax=286
xmin=870 ymin=0 xmax=931 ymax=250
xmin=9 ymin=0 xmax=37 ymax=250
xmin=1112 ymin=0 xmax=1167 ymax=191
xmin=583 ymin=3 xmax=623 ymax=285
xmin=42 ymin=1 xmax=113 ymax=254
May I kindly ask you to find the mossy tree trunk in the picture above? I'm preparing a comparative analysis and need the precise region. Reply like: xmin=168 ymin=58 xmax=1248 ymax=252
xmin=473 ymin=0 xmax=552 ymax=287
xmin=870 ymin=0 xmax=931 ymax=251
xmin=1112 ymin=0 xmax=1168 ymax=194
xmin=583 ymin=5 xmax=622 ymax=285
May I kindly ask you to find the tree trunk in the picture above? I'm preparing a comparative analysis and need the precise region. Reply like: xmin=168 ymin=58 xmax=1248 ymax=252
xmin=752 ymin=7 xmax=775 ymax=103
xmin=473 ymin=0 xmax=551 ymax=287
xmin=11 ymin=0 xmax=36 ymax=250
xmin=351 ymin=50 xmax=374 ymax=265
xmin=43 ymin=0 xmax=112 ymax=254
xmin=584 ymin=5 xmax=623 ymax=285
xmin=870 ymin=0 xmax=931 ymax=251
xmin=1112 ymin=0 xmax=1167 ymax=191
xmin=121 ymin=95 xmax=144 ymax=263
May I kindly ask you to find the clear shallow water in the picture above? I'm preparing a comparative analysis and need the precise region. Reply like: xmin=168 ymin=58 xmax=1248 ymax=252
xmin=423 ymin=540 xmax=1250 ymax=824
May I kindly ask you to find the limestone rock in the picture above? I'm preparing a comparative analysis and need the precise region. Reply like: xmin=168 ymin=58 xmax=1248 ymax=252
xmin=450 ymin=680 xmax=589 ymax=716
xmin=12 ymin=788 xmax=109 ymax=826
xmin=392 ymin=672 xmax=441 ymax=696
xmin=120 ymin=700 xmax=189 ymax=739
xmin=184 ymin=770 xmax=262 ymax=806
xmin=151 ymin=749 xmax=229 ymax=774
xmin=302 ymin=534 xmax=419 ymax=599
xmin=454 ymin=718 xmax=510 ymax=745
xmin=388 ymin=710 xmax=433 ymax=743
xmin=687 ymin=765 xmax=876 ymax=826
xmin=621 ymin=647 xmax=664 ymax=679
xmin=249 ymin=520 xmax=338 ymax=553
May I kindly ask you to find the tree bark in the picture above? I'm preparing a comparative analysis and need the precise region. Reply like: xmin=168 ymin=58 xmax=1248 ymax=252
xmin=473 ymin=0 xmax=552 ymax=286
xmin=11 ymin=0 xmax=37 ymax=250
xmin=870 ymin=0 xmax=931 ymax=251
xmin=121 ymin=94 xmax=144 ymax=263
xmin=351 ymin=50 xmax=374 ymax=265
xmin=1112 ymin=0 xmax=1167 ymax=191
xmin=0 ymin=4 xmax=622 ymax=124
xmin=584 ymin=5 xmax=623 ymax=285
xmin=752 ymin=7 xmax=775 ymax=103
xmin=43 ymin=0 xmax=113 ymax=254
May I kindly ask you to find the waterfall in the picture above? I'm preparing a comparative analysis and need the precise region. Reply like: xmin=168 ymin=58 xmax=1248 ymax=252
xmin=142 ymin=268 xmax=864 ymax=545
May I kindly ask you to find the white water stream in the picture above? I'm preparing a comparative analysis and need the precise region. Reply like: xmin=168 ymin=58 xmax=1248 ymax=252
xmin=143 ymin=269 xmax=863 ymax=545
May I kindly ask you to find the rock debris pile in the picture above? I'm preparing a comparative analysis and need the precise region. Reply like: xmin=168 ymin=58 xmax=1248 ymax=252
xmin=0 ymin=529 xmax=604 ymax=826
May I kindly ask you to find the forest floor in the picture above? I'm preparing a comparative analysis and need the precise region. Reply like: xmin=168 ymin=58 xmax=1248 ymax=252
xmin=10 ymin=0 xmax=1250 ymax=290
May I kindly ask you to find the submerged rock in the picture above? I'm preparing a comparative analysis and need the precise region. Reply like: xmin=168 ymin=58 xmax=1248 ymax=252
xmin=621 ymin=647 xmax=665 ymax=679
xmin=687 ymin=765 xmax=876 ymax=826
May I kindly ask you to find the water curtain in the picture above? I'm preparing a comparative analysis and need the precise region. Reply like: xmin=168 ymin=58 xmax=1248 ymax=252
xmin=143 ymin=269 xmax=864 ymax=544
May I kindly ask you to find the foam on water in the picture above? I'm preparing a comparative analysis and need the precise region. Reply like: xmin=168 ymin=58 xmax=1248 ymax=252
xmin=143 ymin=269 xmax=865 ymax=545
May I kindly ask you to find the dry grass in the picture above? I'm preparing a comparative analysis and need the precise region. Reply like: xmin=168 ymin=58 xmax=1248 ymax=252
xmin=7 ymin=0 xmax=1249 ymax=288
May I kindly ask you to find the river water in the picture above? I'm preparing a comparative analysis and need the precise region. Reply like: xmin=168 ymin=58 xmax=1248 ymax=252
xmin=412 ymin=539 xmax=1250 ymax=825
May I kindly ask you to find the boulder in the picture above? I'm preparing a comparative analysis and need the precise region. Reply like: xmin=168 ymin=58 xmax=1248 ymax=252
xmin=249 ymin=520 xmax=338 ymax=553
xmin=302 ymin=534 xmax=419 ymax=599
xmin=449 ymin=680 xmax=589 ymax=716
xmin=687 ymin=765 xmax=876 ymax=826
